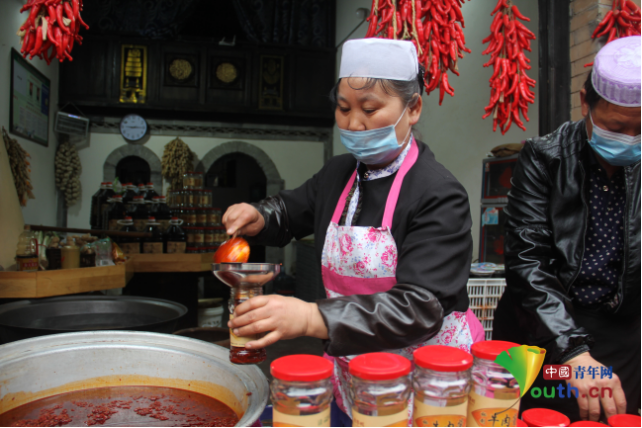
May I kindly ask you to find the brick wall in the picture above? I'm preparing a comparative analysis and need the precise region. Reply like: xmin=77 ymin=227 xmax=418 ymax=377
xmin=569 ymin=0 xmax=642 ymax=121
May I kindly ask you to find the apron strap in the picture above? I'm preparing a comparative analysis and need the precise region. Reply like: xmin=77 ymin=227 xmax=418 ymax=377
xmin=331 ymin=170 xmax=358 ymax=224
xmin=382 ymin=138 xmax=419 ymax=229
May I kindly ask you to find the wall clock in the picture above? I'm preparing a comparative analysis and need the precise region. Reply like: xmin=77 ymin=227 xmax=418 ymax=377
xmin=120 ymin=114 xmax=148 ymax=142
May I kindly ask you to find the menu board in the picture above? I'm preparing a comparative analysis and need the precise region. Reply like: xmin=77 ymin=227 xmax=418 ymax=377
xmin=10 ymin=48 xmax=50 ymax=146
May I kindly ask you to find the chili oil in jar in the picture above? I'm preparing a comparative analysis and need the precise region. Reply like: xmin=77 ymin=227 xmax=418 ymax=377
xmin=349 ymin=352 xmax=412 ymax=427
xmin=467 ymin=341 xmax=521 ymax=427
xmin=412 ymin=345 xmax=473 ymax=427
xmin=270 ymin=354 xmax=333 ymax=427
xmin=229 ymin=283 xmax=266 ymax=365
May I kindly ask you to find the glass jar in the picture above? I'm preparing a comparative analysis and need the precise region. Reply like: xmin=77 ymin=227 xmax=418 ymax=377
xmin=182 ymin=172 xmax=193 ymax=189
xmin=193 ymin=172 xmax=203 ymax=189
xmin=175 ymin=189 xmax=184 ymax=207
xmin=185 ymin=227 xmax=196 ymax=247
xmin=229 ymin=282 xmax=266 ymax=364
xmin=204 ymin=228 xmax=215 ymax=247
xmin=270 ymin=355 xmax=334 ymax=427
xmin=202 ymin=189 xmax=212 ymax=207
xmin=349 ymin=353 xmax=412 ymax=427
xmin=193 ymin=228 xmax=205 ymax=249
xmin=196 ymin=209 xmax=207 ymax=227
xmin=412 ymin=345 xmax=473 ymax=427
xmin=184 ymin=189 xmax=196 ymax=207
xmin=467 ymin=341 xmax=521 ymax=427
xmin=184 ymin=208 xmax=197 ymax=226
xmin=213 ymin=226 xmax=227 ymax=245
xmin=208 ymin=208 xmax=222 ymax=226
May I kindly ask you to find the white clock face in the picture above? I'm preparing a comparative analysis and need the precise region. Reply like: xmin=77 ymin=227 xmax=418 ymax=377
xmin=120 ymin=114 xmax=148 ymax=141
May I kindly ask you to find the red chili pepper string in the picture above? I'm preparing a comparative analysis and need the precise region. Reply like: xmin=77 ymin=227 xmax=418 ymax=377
xmin=584 ymin=0 xmax=641 ymax=67
xmin=365 ymin=0 xmax=473 ymax=105
xmin=16 ymin=0 xmax=88 ymax=63
xmin=482 ymin=0 xmax=535 ymax=134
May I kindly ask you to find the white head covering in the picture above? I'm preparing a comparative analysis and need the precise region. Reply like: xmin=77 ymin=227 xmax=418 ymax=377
xmin=591 ymin=35 xmax=641 ymax=107
xmin=339 ymin=38 xmax=418 ymax=81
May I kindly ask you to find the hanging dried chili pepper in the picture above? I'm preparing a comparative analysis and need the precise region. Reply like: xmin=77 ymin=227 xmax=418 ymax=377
xmin=481 ymin=0 xmax=536 ymax=134
xmin=365 ymin=0 xmax=473 ymax=105
xmin=16 ymin=0 xmax=88 ymax=63
xmin=584 ymin=0 xmax=641 ymax=67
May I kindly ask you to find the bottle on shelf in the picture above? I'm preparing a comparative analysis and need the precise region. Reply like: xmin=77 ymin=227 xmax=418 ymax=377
xmin=166 ymin=217 xmax=187 ymax=254
xmin=106 ymin=195 xmax=127 ymax=231
xmin=90 ymin=182 xmax=107 ymax=230
xmin=128 ymin=196 xmax=149 ymax=232
xmin=116 ymin=216 xmax=141 ymax=254
xmin=137 ymin=183 xmax=146 ymax=195
xmin=142 ymin=217 xmax=165 ymax=254
xmin=144 ymin=182 xmax=159 ymax=201
xmin=122 ymin=183 xmax=137 ymax=211
xmin=101 ymin=182 xmax=115 ymax=227
xmin=154 ymin=196 xmax=172 ymax=233
xmin=15 ymin=225 xmax=39 ymax=272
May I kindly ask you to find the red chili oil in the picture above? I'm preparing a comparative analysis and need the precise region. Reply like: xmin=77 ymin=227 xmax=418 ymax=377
xmin=229 ymin=297 xmax=266 ymax=365
xmin=0 ymin=385 xmax=240 ymax=427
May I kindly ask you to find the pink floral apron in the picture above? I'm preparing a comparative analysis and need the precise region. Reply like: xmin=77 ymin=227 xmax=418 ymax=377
xmin=320 ymin=139 xmax=485 ymax=416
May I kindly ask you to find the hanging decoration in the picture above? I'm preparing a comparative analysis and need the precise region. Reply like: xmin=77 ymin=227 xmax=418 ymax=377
xmin=365 ymin=0 xmax=473 ymax=105
xmin=161 ymin=137 xmax=194 ymax=191
xmin=585 ymin=0 xmax=641 ymax=67
xmin=2 ymin=127 xmax=34 ymax=207
xmin=481 ymin=0 xmax=536 ymax=134
xmin=55 ymin=141 xmax=82 ymax=207
xmin=17 ymin=0 xmax=89 ymax=64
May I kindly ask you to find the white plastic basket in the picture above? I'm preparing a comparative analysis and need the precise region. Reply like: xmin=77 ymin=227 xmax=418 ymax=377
xmin=467 ymin=278 xmax=506 ymax=340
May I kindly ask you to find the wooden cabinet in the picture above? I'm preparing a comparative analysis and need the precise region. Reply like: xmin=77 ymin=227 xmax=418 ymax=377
xmin=59 ymin=36 xmax=335 ymax=126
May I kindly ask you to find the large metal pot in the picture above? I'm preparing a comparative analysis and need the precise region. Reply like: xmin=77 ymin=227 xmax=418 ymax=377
xmin=0 ymin=295 xmax=187 ymax=344
xmin=0 ymin=331 xmax=268 ymax=426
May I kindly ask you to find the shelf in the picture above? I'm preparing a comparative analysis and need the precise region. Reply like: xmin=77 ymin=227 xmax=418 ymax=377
xmin=129 ymin=252 xmax=214 ymax=273
xmin=0 ymin=259 xmax=134 ymax=299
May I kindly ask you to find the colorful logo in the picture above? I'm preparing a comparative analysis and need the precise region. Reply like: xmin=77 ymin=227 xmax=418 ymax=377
xmin=494 ymin=345 xmax=547 ymax=397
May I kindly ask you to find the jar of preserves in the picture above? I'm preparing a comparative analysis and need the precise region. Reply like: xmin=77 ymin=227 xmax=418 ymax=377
xmin=184 ymin=208 xmax=197 ymax=226
xmin=193 ymin=171 xmax=203 ymax=189
xmin=184 ymin=189 xmax=196 ymax=207
xmin=412 ymin=345 xmax=473 ymax=427
xmin=349 ymin=353 xmax=412 ymax=427
xmin=175 ymin=189 xmax=184 ymax=207
xmin=204 ymin=228 xmax=215 ymax=247
xmin=270 ymin=355 xmax=334 ymax=427
xmin=196 ymin=209 xmax=207 ymax=227
xmin=182 ymin=172 xmax=193 ymax=189
xmin=185 ymin=227 xmax=196 ymax=248
xmin=193 ymin=228 xmax=205 ymax=249
xmin=213 ymin=226 xmax=227 ymax=245
xmin=202 ymin=189 xmax=212 ymax=207
xmin=208 ymin=208 xmax=222 ymax=226
xmin=521 ymin=408 xmax=570 ymax=427
xmin=166 ymin=217 xmax=187 ymax=254
xmin=467 ymin=341 xmax=521 ymax=427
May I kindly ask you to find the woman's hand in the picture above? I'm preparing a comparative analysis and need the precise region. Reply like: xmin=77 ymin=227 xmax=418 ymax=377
xmin=222 ymin=203 xmax=265 ymax=236
xmin=565 ymin=352 xmax=626 ymax=421
xmin=228 ymin=295 xmax=329 ymax=349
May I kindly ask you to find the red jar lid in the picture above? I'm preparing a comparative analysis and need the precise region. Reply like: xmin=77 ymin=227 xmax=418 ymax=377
xmin=608 ymin=414 xmax=642 ymax=427
xmin=349 ymin=353 xmax=411 ymax=381
xmin=471 ymin=340 xmax=520 ymax=361
xmin=568 ymin=422 xmax=609 ymax=427
xmin=271 ymin=355 xmax=333 ymax=382
xmin=414 ymin=345 xmax=473 ymax=372
xmin=522 ymin=408 xmax=570 ymax=427
xmin=517 ymin=419 xmax=528 ymax=427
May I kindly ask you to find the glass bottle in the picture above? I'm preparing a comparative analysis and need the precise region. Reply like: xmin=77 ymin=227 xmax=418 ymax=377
xmin=90 ymin=182 xmax=106 ymax=230
xmin=16 ymin=225 xmax=39 ymax=272
xmin=122 ymin=183 xmax=137 ymax=211
xmin=128 ymin=196 xmax=149 ymax=232
xmin=270 ymin=355 xmax=334 ymax=427
xmin=106 ymin=195 xmax=127 ymax=231
xmin=100 ymin=182 xmax=116 ymax=229
xmin=142 ymin=217 xmax=164 ymax=254
xmin=467 ymin=341 xmax=521 ymax=427
xmin=116 ymin=216 xmax=141 ymax=254
xmin=165 ymin=217 xmax=187 ymax=254
xmin=412 ymin=345 xmax=473 ymax=427
xmin=229 ymin=283 xmax=267 ymax=364
xmin=144 ymin=182 xmax=158 ymax=201
xmin=136 ymin=182 xmax=146 ymax=195
xmin=154 ymin=196 xmax=172 ymax=233
xmin=349 ymin=353 xmax=412 ymax=427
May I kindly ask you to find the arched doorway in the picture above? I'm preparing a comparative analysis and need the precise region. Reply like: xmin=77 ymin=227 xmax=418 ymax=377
xmin=116 ymin=156 xmax=151 ymax=186
xmin=206 ymin=153 xmax=267 ymax=263
xmin=104 ymin=145 xmax=163 ymax=194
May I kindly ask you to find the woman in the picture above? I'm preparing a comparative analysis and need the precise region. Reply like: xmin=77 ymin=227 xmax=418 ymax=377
xmin=223 ymin=38 xmax=484 ymax=420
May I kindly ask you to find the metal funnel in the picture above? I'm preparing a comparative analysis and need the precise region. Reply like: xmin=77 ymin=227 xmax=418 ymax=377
xmin=211 ymin=263 xmax=281 ymax=288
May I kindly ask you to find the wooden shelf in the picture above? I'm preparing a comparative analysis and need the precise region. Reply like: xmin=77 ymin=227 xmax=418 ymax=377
xmin=0 ymin=259 xmax=134 ymax=299
xmin=129 ymin=253 xmax=214 ymax=273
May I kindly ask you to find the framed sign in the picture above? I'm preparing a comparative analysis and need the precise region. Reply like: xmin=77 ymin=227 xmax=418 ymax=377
xmin=10 ymin=48 xmax=50 ymax=146
xmin=258 ymin=55 xmax=284 ymax=110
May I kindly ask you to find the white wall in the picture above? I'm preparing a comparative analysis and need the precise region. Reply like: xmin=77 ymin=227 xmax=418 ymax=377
xmin=335 ymin=0 xmax=540 ymax=260
xmin=1 ymin=1 xmax=60 ymax=227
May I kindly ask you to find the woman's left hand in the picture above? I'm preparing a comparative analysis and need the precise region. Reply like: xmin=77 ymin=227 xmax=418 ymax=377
xmin=228 ymin=295 xmax=329 ymax=349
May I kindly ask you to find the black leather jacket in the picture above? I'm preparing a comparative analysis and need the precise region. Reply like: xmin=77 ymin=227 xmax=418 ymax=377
xmin=494 ymin=119 xmax=641 ymax=364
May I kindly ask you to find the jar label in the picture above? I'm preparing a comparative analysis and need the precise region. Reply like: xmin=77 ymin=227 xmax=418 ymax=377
xmin=143 ymin=242 xmax=164 ymax=254
xmin=17 ymin=256 xmax=39 ymax=272
xmin=121 ymin=243 xmax=140 ymax=254
xmin=466 ymin=391 xmax=519 ymax=427
xmin=229 ymin=314 xmax=258 ymax=347
xmin=167 ymin=242 xmax=186 ymax=254
xmin=273 ymin=408 xmax=330 ymax=427
xmin=413 ymin=401 xmax=467 ymax=427
xmin=352 ymin=407 xmax=408 ymax=427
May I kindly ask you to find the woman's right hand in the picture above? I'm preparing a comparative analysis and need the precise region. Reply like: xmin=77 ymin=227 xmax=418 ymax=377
xmin=222 ymin=203 xmax=265 ymax=237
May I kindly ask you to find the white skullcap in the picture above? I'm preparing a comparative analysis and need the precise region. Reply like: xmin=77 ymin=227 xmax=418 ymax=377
xmin=339 ymin=38 xmax=419 ymax=81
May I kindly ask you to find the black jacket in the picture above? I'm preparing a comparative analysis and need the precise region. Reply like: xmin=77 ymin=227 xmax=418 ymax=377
xmin=250 ymin=141 xmax=473 ymax=357
xmin=493 ymin=119 xmax=641 ymax=364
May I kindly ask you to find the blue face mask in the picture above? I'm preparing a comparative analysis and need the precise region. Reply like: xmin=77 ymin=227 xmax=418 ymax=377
xmin=588 ymin=113 xmax=641 ymax=166
xmin=339 ymin=106 xmax=411 ymax=165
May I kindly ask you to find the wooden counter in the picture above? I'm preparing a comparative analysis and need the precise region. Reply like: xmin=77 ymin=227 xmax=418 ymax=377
xmin=0 ymin=259 xmax=133 ymax=299
xmin=129 ymin=252 xmax=214 ymax=273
